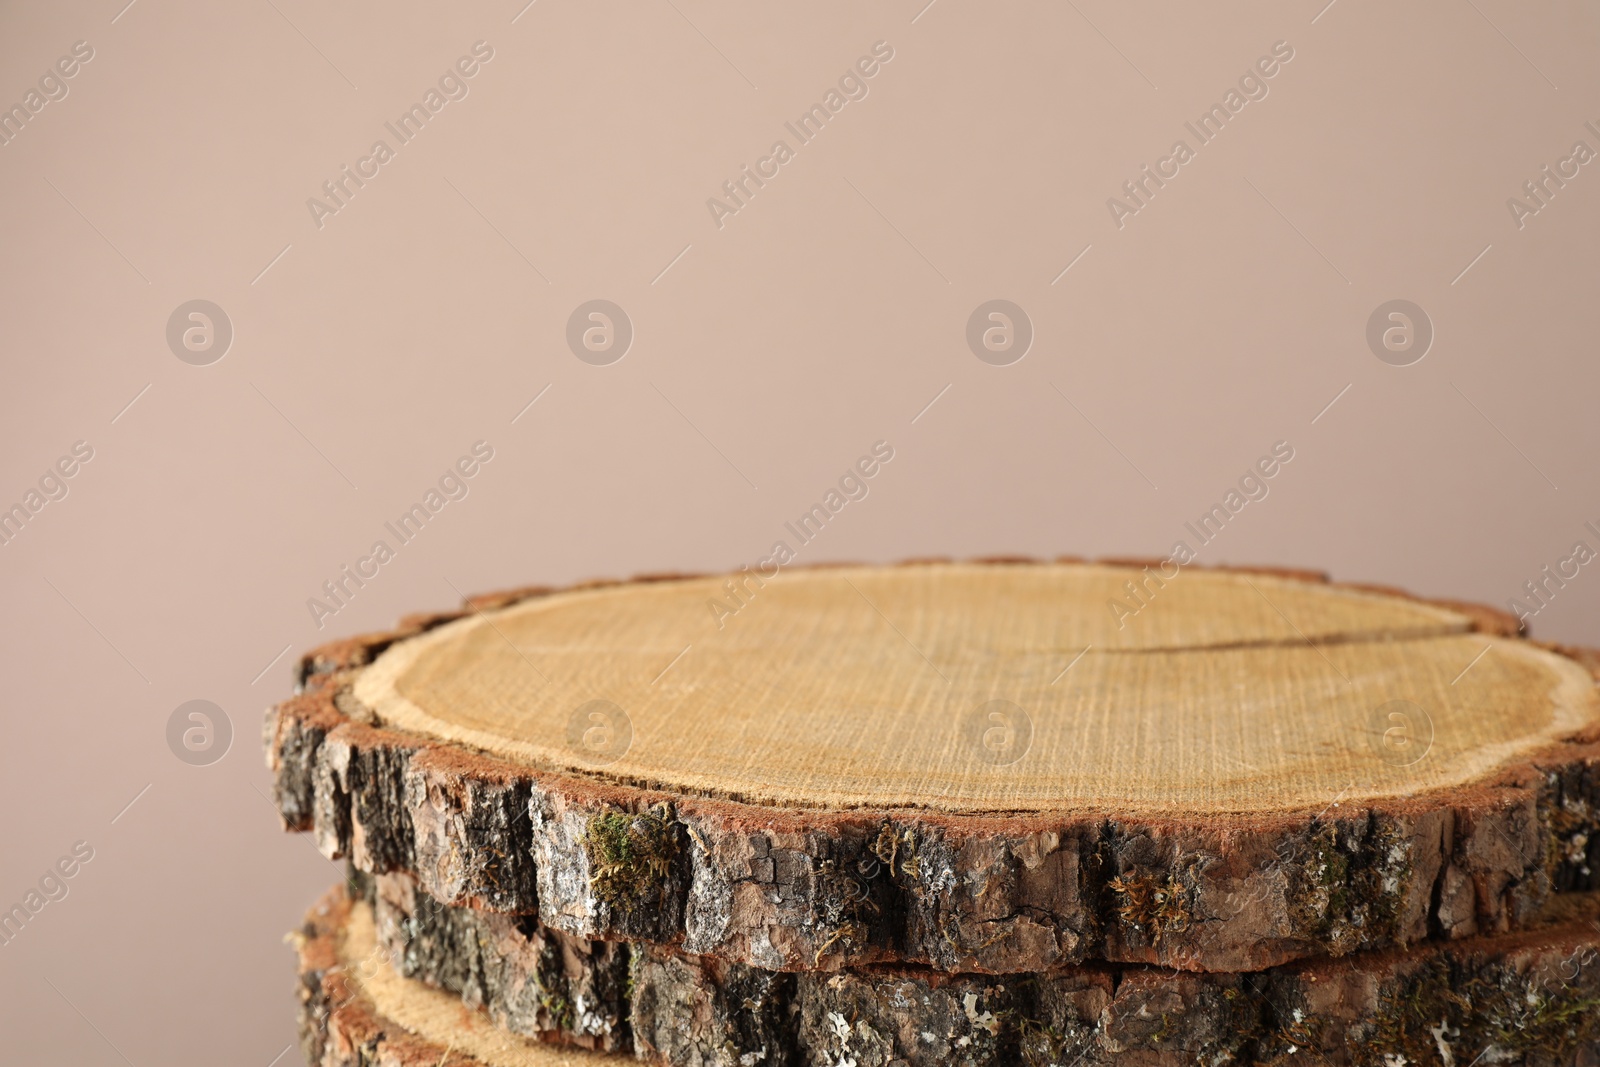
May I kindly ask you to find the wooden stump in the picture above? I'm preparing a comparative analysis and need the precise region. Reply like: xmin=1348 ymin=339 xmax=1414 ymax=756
xmin=268 ymin=560 xmax=1600 ymax=973
xmin=303 ymin=878 xmax=1600 ymax=1067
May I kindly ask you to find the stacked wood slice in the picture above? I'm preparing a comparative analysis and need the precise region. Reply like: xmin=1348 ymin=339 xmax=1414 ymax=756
xmin=270 ymin=559 xmax=1600 ymax=1066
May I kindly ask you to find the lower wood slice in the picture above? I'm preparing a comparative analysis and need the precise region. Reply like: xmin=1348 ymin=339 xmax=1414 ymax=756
xmin=359 ymin=869 xmax=1600 ymax=1067
xmin=297 ymin=883 xmax=626 ymax=1067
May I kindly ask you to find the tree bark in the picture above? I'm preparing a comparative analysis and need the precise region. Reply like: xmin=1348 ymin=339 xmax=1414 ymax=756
xmin=302 ymin=880 xmax=1600 ymax=1067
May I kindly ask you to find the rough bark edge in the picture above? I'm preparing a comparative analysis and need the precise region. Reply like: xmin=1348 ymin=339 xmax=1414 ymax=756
xmin=316 ymin=877 xmax=1600 ymax=1067
xmin=787 ymin=897 xmax=1600 ymax=1067
xmin=294 ymin=882 xmax=629 ymax=1067
xmin=268 ymin=559 xmax=1598 ymax=974
xmin=359 ymin=868 xmax=632 ymax=1054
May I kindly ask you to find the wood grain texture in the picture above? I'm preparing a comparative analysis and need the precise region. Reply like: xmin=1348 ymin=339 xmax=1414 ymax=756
xmin=303 ymin=878 xmax=1600 ymax=1067
xmin=355 ymin=561 xmax=1587 ymax=815
xmin=267 ymin=560 xmax=1600 ymax=973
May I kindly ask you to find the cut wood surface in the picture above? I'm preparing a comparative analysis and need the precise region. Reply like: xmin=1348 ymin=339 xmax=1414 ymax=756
xmin=353 ymin=561 xmax=1591 ymax=815
xmin=268 ymin=560 xmax=1600 ymax=973
xmin=305 ymin=878 xmax=1600 ymax=1067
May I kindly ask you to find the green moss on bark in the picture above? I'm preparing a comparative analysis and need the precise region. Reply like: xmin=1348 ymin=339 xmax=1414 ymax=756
xmin=583 ymin=804 xmax=678 ymax=917
xmin=1352 ymin=955 xmax=1600 ymax=1066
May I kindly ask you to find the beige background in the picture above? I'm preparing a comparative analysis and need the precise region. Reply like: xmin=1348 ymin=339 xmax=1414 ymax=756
xmin=0 ymin=1 xmax=1596 ymax=1063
